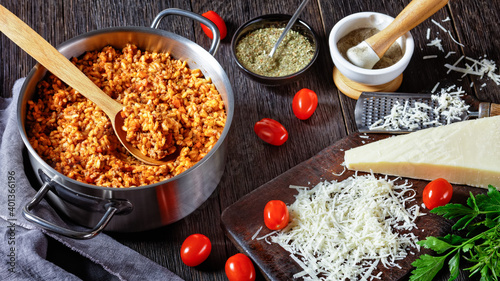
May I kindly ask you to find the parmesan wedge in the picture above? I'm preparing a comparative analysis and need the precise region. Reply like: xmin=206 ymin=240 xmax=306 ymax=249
xmin=345 ymin=116 xmax=500 ymax=189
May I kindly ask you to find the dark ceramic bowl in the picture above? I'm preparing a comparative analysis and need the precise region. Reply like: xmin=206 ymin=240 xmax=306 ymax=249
xmin=231 ymin=14 xmax=319 ymax=86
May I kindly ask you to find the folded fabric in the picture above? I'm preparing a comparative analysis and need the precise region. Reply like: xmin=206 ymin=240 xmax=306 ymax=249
xmin=0 ymin=78 xmax=183 ymax=281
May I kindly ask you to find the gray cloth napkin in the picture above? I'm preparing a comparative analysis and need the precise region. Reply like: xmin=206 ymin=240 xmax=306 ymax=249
xmin=0 ymin=78 xmax=183 ymax=281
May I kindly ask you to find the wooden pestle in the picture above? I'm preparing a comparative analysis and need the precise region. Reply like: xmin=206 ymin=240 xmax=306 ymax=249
xmin=347 ymin=0 xmax=449 ymax=69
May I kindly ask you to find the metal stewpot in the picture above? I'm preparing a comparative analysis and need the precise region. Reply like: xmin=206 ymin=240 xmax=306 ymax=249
xmin=17 ymin=9 xmax=234 ymax=239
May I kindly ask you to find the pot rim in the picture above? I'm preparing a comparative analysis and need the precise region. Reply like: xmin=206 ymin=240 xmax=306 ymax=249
xmin=17 ymin=25 xmax=234 ymax=192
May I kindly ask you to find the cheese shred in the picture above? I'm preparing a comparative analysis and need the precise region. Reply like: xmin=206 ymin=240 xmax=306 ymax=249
xmin=431 ymin=19 xmax=465 ymax=47
xmin=445 ymin=57 xmax=500 ymax=85
xmin=427 ymin=37 xmax=444 ymax=52
xmin=270 ymin=174 xmax=420 ymax=281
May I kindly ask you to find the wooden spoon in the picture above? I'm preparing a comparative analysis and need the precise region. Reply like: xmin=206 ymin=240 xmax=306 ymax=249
xmin=0 ymin=5 xmax=174 ymax=165
xmin=347 ymin=0 xmax=449 ymax=69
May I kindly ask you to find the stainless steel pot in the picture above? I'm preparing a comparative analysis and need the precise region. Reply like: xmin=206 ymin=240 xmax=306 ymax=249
xmin=17 ymin=9 xmax=234 ymax=239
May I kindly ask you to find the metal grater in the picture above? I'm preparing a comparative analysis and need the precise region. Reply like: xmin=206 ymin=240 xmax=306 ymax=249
xmin=355 ymin=92 xmax=475 ymax=133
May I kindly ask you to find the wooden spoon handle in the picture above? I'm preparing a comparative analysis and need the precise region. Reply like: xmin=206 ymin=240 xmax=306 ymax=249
xmin=366 ymin=0 xmax=449 ymax=58
xmin=0 ymin=5 xmax=122 ymax=117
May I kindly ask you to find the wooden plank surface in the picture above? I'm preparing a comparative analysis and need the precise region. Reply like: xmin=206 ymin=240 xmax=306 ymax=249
xmin=1 ymin=0 xmax=499 ymax=280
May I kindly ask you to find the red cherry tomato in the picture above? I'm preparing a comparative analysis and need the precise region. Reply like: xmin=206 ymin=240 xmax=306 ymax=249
xmin=264 ymin=200 xmax=289 ymax=230
xmin=225 ymin=253 xmax=256 ymax=281
xmin=254 ymin=118 xmax=288 ymax=146
xmin=292 ymin=88 xmax=318 ymax=120
xmin=180 ymin=234 xmax=212 ymax=267
xmin=200 ymin=11 xmax=227 ymax=40
xmin=423 ymin=178 xmax=453 ymax=210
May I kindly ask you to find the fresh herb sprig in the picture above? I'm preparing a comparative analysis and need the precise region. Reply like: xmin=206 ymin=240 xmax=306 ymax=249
xmin=410 ymin=185 xmax=500 ymax=281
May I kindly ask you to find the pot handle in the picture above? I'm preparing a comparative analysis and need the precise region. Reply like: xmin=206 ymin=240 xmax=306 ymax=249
xmin=150 ymin=8 xmax=220 ymax=56
xmin=22 ymin=180 xmax=118 ymax=239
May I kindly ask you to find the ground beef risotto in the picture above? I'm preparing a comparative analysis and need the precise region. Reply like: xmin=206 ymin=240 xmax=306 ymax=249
xmin=26 ymin=44 xmax=226 ymax=187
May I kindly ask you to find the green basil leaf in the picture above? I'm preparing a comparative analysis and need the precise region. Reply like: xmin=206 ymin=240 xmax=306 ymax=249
xmin=453 ymin=214 xmax=476 ymax=231
xmin=487 ymin=185 xmax=500 ymax=202
xmin=448 ymin=251 xmax=461 ymax=281
xmin=480 ymin=264 xmax=493 ymax=281
xmin=431 ymin=203 xmax=474 ymax=219
xmin=467 ymin=192 xmax=479 ymax=211
xmin=410 ymin=254 xmax=446 ymax=281
xmin=484 ymin=218 xmax=497 ymax=228
xmin=462 ymin=242 xmax=474 ymax=252
xmin=476 ymin=187 xmax=500 ymax=212
xmin=418 ymin=236 xmax=456 ymax=253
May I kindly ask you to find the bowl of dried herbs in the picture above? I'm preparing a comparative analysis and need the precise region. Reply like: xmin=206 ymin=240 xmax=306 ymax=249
xmin=231 ymin=14 xmax=319 ymax=85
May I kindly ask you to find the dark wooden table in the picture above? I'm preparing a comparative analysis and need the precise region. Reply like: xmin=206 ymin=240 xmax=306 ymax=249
xmin=2 ymin=0 xmax=499 ymax=280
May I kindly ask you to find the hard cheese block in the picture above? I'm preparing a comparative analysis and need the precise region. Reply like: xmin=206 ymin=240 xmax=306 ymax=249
xmin=344 ymin=115 xmax=500 ymax=189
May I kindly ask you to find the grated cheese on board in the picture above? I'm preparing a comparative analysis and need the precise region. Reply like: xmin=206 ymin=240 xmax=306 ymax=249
xmin=270 ymin=174 xmax=420 ymax=281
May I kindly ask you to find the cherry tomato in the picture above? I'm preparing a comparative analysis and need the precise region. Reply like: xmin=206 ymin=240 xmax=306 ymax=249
xmin=180 ymin=233 xmax=212 ymax=267
xmin=200 ymin=11 xmax=227 ymax=40
xmin=225 ymin=253 xmax=256 ymax=281
xmin=263 ymin=200 xmax=289 ymax=230
xmin=254 ymin=118 xmax=288 ymax=146
xmin=292 ymin=88 xmax=318 ymax=120
xmin=423 ymin=178 xmax=453 ymax=210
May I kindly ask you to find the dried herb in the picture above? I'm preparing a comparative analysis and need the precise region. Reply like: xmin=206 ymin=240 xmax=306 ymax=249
xmin=235 ymin=27 xmax=314 ymax=77
xmin=410 ymin=185 xmax=500 ymax=281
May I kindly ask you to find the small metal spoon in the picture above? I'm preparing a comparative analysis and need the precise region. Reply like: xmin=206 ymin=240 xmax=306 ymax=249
xmin=268 ymin=0 xmax=310 ymax=58
xmin=0 ymin=5 xmax=173 ymax=165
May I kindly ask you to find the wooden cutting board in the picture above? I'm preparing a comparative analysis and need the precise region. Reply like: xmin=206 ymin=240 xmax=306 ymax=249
xmin=221 ymin=133 xmax=486 ymax=281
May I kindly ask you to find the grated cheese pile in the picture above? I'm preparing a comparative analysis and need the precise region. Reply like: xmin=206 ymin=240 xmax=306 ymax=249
xmin=369 ymin=85 xmax=470 ymax=131
xmin=431 ymin=85 xmax=470 ymax=123
xmin=270 ymin=174 xmax=421 ymax=281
